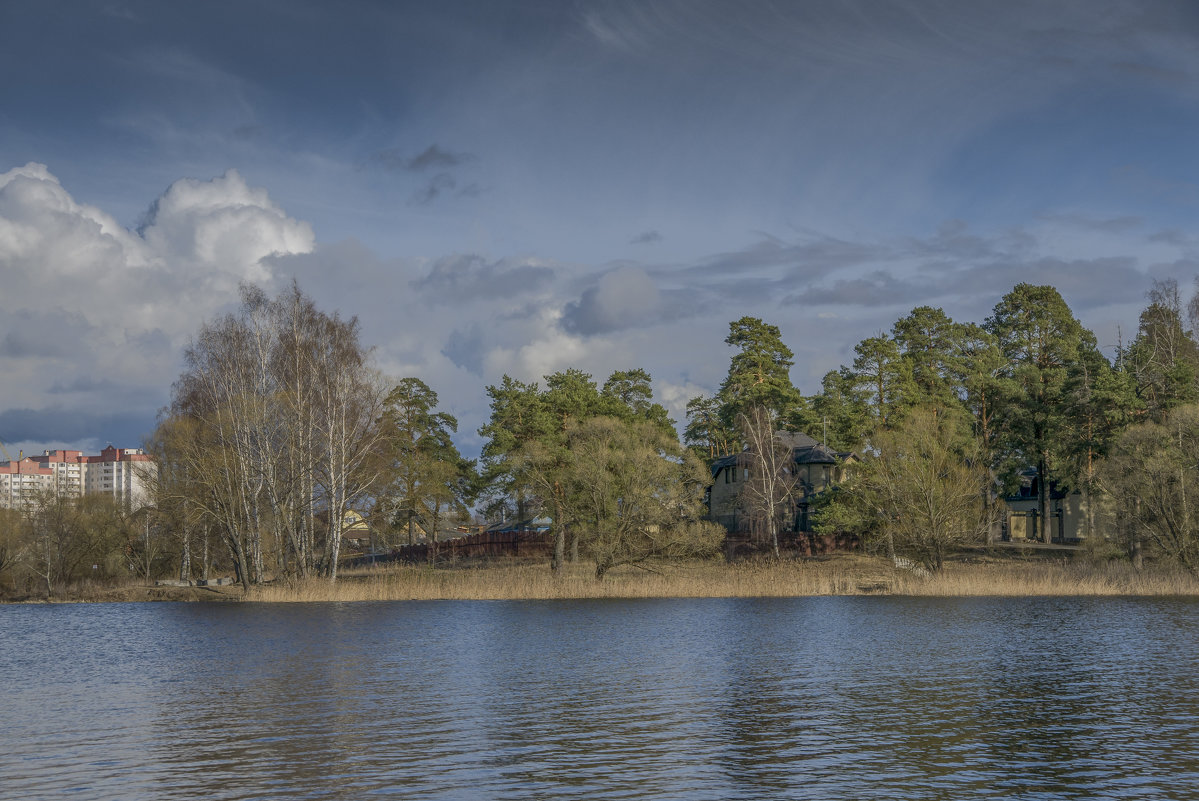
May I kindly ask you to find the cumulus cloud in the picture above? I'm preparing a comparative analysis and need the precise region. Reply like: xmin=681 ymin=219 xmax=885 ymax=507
xmin=561 ymin=266 xmax=661 ymax=335
xmin=0 ymin=163 xmax=314 ymax=446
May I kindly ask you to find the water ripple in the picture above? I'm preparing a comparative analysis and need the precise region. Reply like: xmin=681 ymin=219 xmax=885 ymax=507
xmin=2 ymin=596 xmax=1199 ymax=800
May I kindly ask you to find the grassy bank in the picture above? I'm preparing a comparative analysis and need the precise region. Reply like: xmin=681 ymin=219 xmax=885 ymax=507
xmin=1 ymin=580 xmax=243 ymax=603
xmin=245 ymin=553 xmax=1199 ymax=602
xmin=8 ymin=552 xmax=1197 ymax=603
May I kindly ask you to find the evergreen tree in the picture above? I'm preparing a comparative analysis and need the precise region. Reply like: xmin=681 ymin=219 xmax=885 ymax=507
xmin=892 ymin=306 xmax=962 ymax=413
xmin=1124 ymin=278 xmax=1199 ymax=419
xmin=601 ymin=368 xmax=675 ymax=434
xmin=477 ymin=376 xmax=551 ymax=523
xmin=377 ymin=377 xmax=470 ymax=552
xmin=1063 ymin=343 xmax=1138 ymax=539
xmin=852 ymin=333 xmax=914 ymax=428
xmin=808 ymin=367 xmax=871 ymax=451
xmin=684 ymin=394 xmax=736 ymax=458
xmin=986 ymin=283 xmax=1091 ymax=540
xmin=716 ymin=316 xmax=804 ymax=437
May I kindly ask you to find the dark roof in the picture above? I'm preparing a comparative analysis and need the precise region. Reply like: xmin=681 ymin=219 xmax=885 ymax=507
xmin=709 ymin=432 xmax=850 ymax=477
xmin=1005 ymin=468 xmax=1070 ymax=501
xmin=485 ymin=516 xmax=552 ymax=534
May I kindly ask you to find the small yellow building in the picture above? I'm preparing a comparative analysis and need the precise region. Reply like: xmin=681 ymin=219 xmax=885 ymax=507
xmin=1003 ymin=470 xmax=1096 ymax=543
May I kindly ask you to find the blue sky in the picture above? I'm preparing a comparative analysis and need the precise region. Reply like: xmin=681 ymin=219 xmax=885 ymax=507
xmin=3 ymin=0 xmax=1199 ymax=457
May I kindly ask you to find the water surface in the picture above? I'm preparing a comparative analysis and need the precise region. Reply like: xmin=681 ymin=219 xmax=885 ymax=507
xmin=2 ymin=596 xmax=1197 ymax=800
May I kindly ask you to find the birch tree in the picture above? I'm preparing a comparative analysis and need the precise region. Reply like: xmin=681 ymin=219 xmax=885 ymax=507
xmin=737 ymin=405 xmax=799 ymax=557
xmin=157 ymin=282 xmax=384 ymax=586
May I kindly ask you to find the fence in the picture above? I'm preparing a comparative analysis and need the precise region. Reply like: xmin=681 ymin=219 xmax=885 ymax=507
xmin=344 ymin=529 xmax=553 ymax=567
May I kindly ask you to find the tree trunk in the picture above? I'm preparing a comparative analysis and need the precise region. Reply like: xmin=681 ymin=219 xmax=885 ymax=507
xmin=551 ymin=496 xmax=565 ymax=575
xmin=1037 ymin=452 xmax=1050 ymax=543
xmin=202 ymin=529 xmax=210 ymax=582
xmin=180 ymin=526 xmax=191 ymax=582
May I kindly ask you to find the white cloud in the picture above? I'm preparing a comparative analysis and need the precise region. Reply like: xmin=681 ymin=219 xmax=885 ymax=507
xmin=0 ymin=163 xmax=314 ymax=447
xmin=561 ymin=265 xmax=661 ymax=335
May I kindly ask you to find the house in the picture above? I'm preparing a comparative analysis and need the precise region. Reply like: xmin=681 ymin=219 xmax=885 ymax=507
xmin=707 ymin=431 xmax=853 ymax=537
xmin=340 ymin=509 xmax=373 ymax=551
xmin=1003 ymin=469 xmax=1094 ymax=544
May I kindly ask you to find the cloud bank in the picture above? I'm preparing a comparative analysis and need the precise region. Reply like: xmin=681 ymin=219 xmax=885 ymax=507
xmin=0 ymin=163 xmax=314 ymax=451
xmin=2 ymin=162 xmax=1191 ymax=459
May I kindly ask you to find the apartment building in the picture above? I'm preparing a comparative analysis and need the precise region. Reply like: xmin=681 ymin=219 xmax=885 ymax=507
xmin=0 ymin=446 xmax=156 ymax=510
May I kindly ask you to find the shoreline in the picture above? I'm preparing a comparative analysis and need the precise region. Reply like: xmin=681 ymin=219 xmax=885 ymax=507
xmin=5 ymin=552 xmax=1198 ymax=604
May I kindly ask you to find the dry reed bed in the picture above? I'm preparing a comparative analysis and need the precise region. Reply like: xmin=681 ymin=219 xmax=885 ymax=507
xmin=245 ymin=557 xmax=1199 ymax=603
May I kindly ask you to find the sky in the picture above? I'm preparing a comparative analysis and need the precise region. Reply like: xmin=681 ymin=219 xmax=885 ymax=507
xmin=3 ymin=0 xmax=1199 ymax=459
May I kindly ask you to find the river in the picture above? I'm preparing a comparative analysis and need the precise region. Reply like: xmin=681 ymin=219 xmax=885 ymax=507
xmin=2 ymin=596 xmax=1197 ymax=800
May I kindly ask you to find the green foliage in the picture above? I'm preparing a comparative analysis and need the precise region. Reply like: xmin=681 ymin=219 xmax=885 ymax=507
xmin=1122 ymin=279 xmax=1199 ymax=419
xmin=949 ymin=322 xmax=1010 ymax=466
xmin=477 ymin=376 xmax=552 ymax=522
xmin=892 ymin=306 xmax=962 ymax=412
xmin=985 ymin=283 xmax=1093 ymax=508
xmin=544 ymin=368 xmax=604 ymax=428
xmin=808 ymin=367 xmax=871 ymax=451
xmin=378 ymin=377 xmax=477 ymax=552
xmin=852 ymin=333 xmax=915 ymax=427
xmin=478 ymin=367 xmax=680 ymax=573
xmin=683 ymin=394 xmax=735 ymax=458
xmin=815 ymin=407 xmax=994 ymax=572
xmin=1100 ymin=404 xmax=1199 ymax=575
xmin=717 ymin=316 xmax=804 ymax=434
xmin=602 ymin=368 xmax=676 ymax=433
xmin=530 ymin=416 xmax=722 ymax=579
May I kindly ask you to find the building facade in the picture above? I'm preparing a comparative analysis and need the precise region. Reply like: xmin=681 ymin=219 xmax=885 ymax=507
xmin=0 ymin=446 xmax=156 ymax=510
xmin=707 ymin=431 xmax=853 ymax=537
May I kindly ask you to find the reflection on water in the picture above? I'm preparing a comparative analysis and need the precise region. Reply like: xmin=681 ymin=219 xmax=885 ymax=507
xmin=2 ymin=596 xmax=1198 ymax=800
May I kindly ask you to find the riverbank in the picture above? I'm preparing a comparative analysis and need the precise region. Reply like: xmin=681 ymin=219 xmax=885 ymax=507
xmin=246 ymin=554 xmax=1199 ymax=602
xmin=0 ymin=581 xmax=244 ymax=603
xmin=7 ymin=552 xmax=1199 ymax=603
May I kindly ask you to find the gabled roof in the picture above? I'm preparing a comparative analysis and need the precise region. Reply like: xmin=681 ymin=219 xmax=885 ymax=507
xmin=709 ymin=432 xmax=851 ymax=477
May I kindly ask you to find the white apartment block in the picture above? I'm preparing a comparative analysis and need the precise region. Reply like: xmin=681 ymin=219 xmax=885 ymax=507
xmin=0 ymin=446 xmax=156 ymax=511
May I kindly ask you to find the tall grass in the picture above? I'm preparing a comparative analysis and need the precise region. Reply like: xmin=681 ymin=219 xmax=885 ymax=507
xmin=896 ymin=559 xmax=1199 ymax=596
xmin=244 ymin=555 xmax=1199 ymax=603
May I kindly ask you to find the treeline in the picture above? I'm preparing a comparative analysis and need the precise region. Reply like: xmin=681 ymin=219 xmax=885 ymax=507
xmin=682 ymin=279 xmax=1199 ymax=573
xmin=0 ymin=492 xmax=162 ymax=596
xmin=5 ymin=277 xmax=1199 ymax=596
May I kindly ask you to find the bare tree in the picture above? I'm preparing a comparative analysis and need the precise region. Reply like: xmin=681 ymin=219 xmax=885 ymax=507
xmin=156 ymin=282 xmax=385 ymax=587
xmin=1100 ymin=404 xmax=1199 ymax=575
xmin=818 ymin=407 xmax=994 ymax=572
xmin=737 ymin=405 xmax=800 ymax=557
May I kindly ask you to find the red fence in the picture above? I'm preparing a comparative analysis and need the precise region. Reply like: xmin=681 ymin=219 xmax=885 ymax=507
xmin=348 ymin=528 xmax=859 ymax=568
xmin=346 ymin=529 xmax=553 ymax=567
xmin=724 ymin=531 xmax=860 ymax=559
